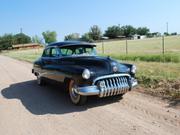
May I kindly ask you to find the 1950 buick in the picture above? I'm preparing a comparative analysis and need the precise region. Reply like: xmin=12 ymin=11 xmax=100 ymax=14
xmin=32 ymin=41 xmax=138 ymax=105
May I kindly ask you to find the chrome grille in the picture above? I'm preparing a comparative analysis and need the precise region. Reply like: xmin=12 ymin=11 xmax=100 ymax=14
xmin=94 ymin=75 xmax=130 ymax=97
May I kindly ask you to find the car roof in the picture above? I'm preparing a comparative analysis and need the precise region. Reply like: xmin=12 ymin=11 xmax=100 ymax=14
xmin=47 ymin=41 xmax=96 ymax=48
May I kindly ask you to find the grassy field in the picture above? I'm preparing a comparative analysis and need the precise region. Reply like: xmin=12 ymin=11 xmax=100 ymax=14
xmin=95 ymin=35 xmax=180 ymax=63
xmin=96 ymin=35 xmax=180 ymax=54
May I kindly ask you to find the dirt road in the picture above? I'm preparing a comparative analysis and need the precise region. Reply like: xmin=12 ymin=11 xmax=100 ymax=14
xmin=0 ymin=55 xmax=180 ymax=135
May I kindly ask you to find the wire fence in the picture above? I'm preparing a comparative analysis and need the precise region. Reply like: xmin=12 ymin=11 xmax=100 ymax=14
xmin=95 ymin=35 xmax=180 ymax=55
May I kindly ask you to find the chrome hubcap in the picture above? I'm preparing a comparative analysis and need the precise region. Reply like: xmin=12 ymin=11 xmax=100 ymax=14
xmin=69 ymin=82 xmax=80 ymax=103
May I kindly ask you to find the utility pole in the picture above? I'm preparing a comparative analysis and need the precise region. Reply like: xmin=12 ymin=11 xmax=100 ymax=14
xmin=20 ymin=28 xmax=23 ymax=33
xmin=166 ymin=22 xmax=168 ymax=34
xmin=118 ymin=24 xmax=121 ymax=28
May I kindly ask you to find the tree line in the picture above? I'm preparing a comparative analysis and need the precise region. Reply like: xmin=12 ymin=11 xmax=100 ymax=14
xmin=64 ymin=25 xmax=177 ymax=41
xmin=65 ymin=25 xmax=150 ymax=41
xmin=0 ymin=31 xmax=57 ymax=51
xmin=0 ymin=24 xmax=178 ymax=51
xmin=0 ymin=33 xmax=31 ymax=50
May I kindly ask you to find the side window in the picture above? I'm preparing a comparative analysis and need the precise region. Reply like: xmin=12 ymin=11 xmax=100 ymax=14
xmin=42 ymin=48 xmax=51 ymax=57
xmin=51 ymin=48 xmax=58 ymax=57
xmin=60 ymin=48 xmax=73 ymax=56
xmin=85 ymin=48 xmax=92 ymax=53
xmin=75 ymin=47 xmax=84 ymax=54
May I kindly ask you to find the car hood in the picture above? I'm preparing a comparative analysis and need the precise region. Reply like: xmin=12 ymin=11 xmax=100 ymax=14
xmin=60 ymin=56 xmax=130 ymax=76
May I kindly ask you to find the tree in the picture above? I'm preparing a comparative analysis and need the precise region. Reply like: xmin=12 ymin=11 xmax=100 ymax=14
xmin=64 ymin=33 xmax=80 ymax=41
xmin=104 ymin=25 xmax=123 ymax=39
xmin=81 ymin=33 xmax=93 ymax=42
xmin=13 ymin=33 xmax=31 ymax=45
xmin=42 ymin=31 xmax=57 ymax=44
xmin=0 ymin=34 xmax=14 ymax=50
xmin=136 ymin=27 xmax=150 ymax=35
xmin=89 ymin=25 xmax=102 ymax=40
xmin=171 ymin=32 xmax=177 ymax=36
xmin=121 ymin=25 xmax=136 ymax=37
xmin=32 ymin=35 xmax=43 ymax=44
xmin=164 ymin=32 xmax=169 ymax=36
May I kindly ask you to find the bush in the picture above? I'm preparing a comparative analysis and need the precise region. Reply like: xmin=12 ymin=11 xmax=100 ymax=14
xmin=0 ymin=34 xmax=14 ymax=50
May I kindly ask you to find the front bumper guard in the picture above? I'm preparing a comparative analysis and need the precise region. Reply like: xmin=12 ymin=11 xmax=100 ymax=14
xmin=75 ymin=78 xmax=138 ymax=96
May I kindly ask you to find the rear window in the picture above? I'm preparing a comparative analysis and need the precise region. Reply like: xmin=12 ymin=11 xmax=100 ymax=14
xmin=42 ymin=48 xmax=51 ymax=57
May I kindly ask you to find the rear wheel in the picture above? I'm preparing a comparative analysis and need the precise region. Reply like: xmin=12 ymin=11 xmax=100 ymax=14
xmin=68 ymin=79 xmax=87 ymax=105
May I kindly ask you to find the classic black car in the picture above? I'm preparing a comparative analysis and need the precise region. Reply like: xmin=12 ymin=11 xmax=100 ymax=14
xmin=32 ymin=41 xmax=137 ymax=105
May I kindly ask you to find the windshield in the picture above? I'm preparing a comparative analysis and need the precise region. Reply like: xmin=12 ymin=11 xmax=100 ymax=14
xmin=59 ymin=46 xmax=97 ymax=56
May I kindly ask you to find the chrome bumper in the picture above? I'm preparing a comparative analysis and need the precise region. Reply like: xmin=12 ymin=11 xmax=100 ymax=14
xmin=75 ymin=86 xmax=99 ymax=96
xmin=131 ymin=78 xmax=138 ymax=87
xmin=75 ymin=78 xmax=138 ymax=97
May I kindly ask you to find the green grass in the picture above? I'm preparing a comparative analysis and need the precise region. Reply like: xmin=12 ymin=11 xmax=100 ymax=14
xmin=135 ymin=61 xmax=180 ymax=99
xmin=104 ymin=53 xmax=180 ymax=63
xmin=129 ymin=61 xmax=180 ymax=80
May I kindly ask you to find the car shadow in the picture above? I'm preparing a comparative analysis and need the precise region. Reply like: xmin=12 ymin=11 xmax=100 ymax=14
xmin=1 ymin=80 xmax=123 ymax=115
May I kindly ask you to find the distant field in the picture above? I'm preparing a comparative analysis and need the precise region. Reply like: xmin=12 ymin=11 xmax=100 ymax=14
xmin=2 ymin=49 xmax=43 ymax=63
xmin=96 ymin=35 xmax=180 ymax=54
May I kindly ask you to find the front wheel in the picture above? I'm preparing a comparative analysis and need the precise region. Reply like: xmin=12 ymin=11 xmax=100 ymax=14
xmin=68 ymin=80 xmax=87 ymax=105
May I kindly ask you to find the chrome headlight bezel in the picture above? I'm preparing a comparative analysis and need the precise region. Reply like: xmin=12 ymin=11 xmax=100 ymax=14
xmin=82 ymin=69 xmax=91 ymax=79
xmin=131 ymin=65 xmax=137 ymax=74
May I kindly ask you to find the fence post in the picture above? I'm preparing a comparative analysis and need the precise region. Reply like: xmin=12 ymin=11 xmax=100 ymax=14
xmin=102 ymin=40 xmax=104 ymax=54
xmin=162 ymin=36 xmax=165 ymax=63
xmin=126 ymin=39 xmax=128 ymax=54
xmin=162 ymin=36 xmax=165 ymax=55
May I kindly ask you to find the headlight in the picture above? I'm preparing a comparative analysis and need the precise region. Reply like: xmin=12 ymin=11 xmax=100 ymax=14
xmin=82 ymin=69 xmax=91 ymax=79
xmin=131 ymin=65 xmax=137 ymax=74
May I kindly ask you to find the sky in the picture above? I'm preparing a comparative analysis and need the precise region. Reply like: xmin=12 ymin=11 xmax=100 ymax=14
xmin=0 ymin=0 xmax=180 ymax=40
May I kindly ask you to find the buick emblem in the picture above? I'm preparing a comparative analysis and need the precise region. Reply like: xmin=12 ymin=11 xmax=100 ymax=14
xmin=113 ymin=66 xmax=118 ymax=72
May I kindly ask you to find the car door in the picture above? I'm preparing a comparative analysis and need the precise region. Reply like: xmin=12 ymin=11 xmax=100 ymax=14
xmin=41 ymin=47 xmax=52 ymax=79
xmin=48 ymin=47 xmax=65 ymax=82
